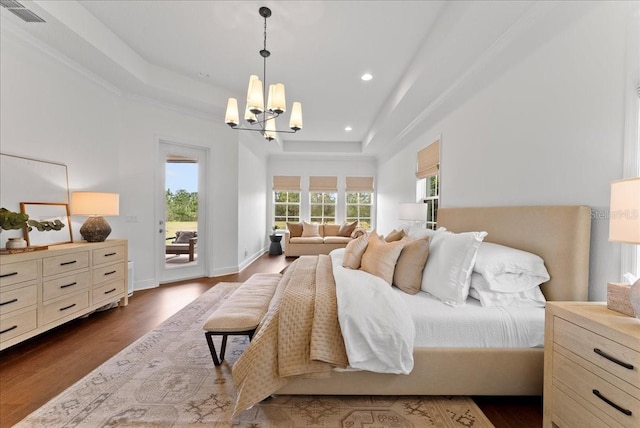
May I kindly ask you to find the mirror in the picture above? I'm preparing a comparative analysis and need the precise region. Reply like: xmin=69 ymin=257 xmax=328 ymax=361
xmin=0 ymin=153 xmax=70 ymax=248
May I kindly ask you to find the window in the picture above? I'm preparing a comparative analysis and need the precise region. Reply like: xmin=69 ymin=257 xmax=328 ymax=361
xmin=272 ymin=176 xmax=301 ymax=229
xmin=345 ymin=176 xmax=374 ymax=229
xmin=309 ymin=176 xmax=337 ymax=224
xmin=273 ymin=191 xmax=300 ymax=228
xmin=416 ymin=139 xmax=440 ymax=230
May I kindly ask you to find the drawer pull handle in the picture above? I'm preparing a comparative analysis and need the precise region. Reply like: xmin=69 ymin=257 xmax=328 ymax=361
xmin=60 ymin=282 xmax=77 ymax=289
xmin=60 ymin=260 xmax=77 ymax=266
xmin=0 ymin=325 xmax=18 ymax=335
xmin=0 ymin=272 xmax=18 ymax=278
xmin=104 ymin=288 xmax=117 ymax=294
xmin=59 ymin=303 xmax=77 ymax=311
xmin=592 ymin=389 xmax=632 ymax=416
xmin=0 ymin=298 xmax=18 ymax=307
xmin=104 ymin=270 xmax=117 ymax=276
xmin=594 ymin=348 xmax=634 ymax=370
xmin=104 ymin=252 xmax=117 ymax=257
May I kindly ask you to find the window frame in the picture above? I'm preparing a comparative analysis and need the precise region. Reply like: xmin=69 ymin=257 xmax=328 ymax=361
xmin=346 ymin=191 xmax=372 ymax=230
xmin=309 ymin=191 xmax=337 ymax=224
xmin=273 ymin=190 xmax=300 ymax=228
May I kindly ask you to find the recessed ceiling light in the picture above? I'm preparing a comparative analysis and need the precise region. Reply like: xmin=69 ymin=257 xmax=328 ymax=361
xmin=361 ymin=73 xmax=373 ymax=81
xmin=198 ymin=72 xmax=210 ymax=79
xmin=345 ymin=126 xmax=353 ymax=132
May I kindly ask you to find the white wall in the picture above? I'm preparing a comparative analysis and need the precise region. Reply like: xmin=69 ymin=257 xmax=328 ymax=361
xmin=378 ymin=3 xmax=631 ymax=300
xmin=0 ymin=26 xmax=248 ymax=290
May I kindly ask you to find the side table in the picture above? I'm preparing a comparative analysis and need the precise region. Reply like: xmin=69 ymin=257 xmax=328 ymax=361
xmin=268 ymin=235 xmax=282 ymax=255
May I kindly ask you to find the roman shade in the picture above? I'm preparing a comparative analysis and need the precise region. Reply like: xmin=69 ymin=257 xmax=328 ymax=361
xmin=346 ymin=176 xmax=374 ymax=192
xmin=309 ymin=176 xmax=337 ymax=192
xmin=273 ymin=175 xmax=301 ymax=191
xmin=416 ymin=140 xmax=440 ymax=179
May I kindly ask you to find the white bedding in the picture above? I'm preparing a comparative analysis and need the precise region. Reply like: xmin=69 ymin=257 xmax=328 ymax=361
xmin=331 ymin=250 xmax=415 ymax=374
xmin=330 ymin=248 xmax=545 ymax=367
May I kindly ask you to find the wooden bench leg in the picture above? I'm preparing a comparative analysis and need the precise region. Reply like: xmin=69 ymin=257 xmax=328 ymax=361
xmin=205 ymin=329 xmax=256 ymax=366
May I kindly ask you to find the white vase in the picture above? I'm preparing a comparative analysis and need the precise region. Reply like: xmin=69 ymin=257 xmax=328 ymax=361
xmin=630 ymin=278 xmax=640 ymax=319
xmin=6 ymin=237 xmax=27 ymax=249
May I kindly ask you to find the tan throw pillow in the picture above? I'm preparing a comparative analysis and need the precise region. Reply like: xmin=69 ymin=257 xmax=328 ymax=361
xmin=287 ymin=222 xmax=303 ymax=238
xmin=385 ymin=229 xmax=405 ymax=242
xmin=342 ymin=234 xmax=369 ymax=269
xmin=302 ymin=221 xmax=320 ymax=237
xmin=394 ymin=237 xmax=430 ymax=294
xmin=351 ymin=227 xmax=366 ymax=239
xmin=360 ymin=234 xmax=405 ymax=285
xmin=338 ymin=220 xmax=358 ymax=237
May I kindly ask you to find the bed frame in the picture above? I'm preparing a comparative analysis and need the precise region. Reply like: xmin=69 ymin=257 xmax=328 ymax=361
xmin=277 ymin=205 xmax=592 ymax=396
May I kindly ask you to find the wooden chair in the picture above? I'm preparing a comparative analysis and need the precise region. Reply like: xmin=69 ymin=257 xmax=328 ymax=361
xmin=165 ymin=231 xmax=197 ymax=261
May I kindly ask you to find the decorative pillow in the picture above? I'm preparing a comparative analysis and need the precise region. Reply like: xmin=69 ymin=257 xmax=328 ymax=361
xmin=385 ymin=229 xmax=405 ymax=242
xmin=469 ymin=272 xmax=546 ymax=307
xmin=338 ymin=220 xmax=358 ymax=237
xmin=473 ymin=242 xmax=550 ymax=292
xmin=360 ymin=234 xmax=405 ymax=285
xmin=342 ymin=234 xmax=369 ymax=269
xmin=409 ymin=226 xmax=444 ymax=240
xmin=420 ymin=229 xmax=487 ymax=306
xmin=287 ymin=222 xmax=303 ymax=238
xmin=301 ymin=221 xmax=320 ymax=237
xmin=393 ymin=237 xmax=430 ymax=294
xmin=175 ymin=231 xmax=196 ymax=243
xmin=351 ymin=227 xmax=367 ymax=239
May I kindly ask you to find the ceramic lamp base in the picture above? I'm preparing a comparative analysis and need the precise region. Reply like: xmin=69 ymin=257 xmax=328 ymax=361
xmin=80 ymin=216 xmax=112 ymax=242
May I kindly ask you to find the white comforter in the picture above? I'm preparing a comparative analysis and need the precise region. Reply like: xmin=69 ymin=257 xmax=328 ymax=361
xmin=330 ymin=249 xmax=415 ymax=374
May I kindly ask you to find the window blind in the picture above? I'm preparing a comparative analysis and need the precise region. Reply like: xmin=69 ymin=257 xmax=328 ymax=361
xmin=309 ymin=176 xmax=337 ymax=192
xmin=416 ymin=140 xmax=440 ymax=179
xmin=272 ymin=175 xmax=301 ymax=191
xmin=345 ymin=176 xmax=374 ymax=192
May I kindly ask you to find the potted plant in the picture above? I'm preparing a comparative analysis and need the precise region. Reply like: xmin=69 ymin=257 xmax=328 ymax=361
xmin=1 ymin=207 xmax=65 ymax=249
xmin=271 ymin=225 xmax=279 ymax=236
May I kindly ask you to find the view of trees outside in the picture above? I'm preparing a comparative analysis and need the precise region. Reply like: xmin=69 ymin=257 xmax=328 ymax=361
xmin=165 ymin=162 xmax=198 ymax=240
xmin=346 ymin=192 xmax=372 ymax=229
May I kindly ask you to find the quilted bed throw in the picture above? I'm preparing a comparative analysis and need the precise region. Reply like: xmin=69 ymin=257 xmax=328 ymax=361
xmin=232 ymin=255 xmax=348 ymax=415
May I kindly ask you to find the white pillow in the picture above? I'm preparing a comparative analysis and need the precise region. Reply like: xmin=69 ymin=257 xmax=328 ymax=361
xmin=409 ymin=226 xmax=445 ymax=240
xmin=473 ymin=242 xmax=550 ymax=292
xmin=420 ymin=229 xmax=487 ymax=306
xmin=469 ymin=272 xmax=546 ymax=307
xmin=301 ymin=221 xmax=320 ymax=237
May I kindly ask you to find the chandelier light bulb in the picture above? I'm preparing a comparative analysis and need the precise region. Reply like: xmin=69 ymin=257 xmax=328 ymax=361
xmin=289 ymin=102 xmax=303 ymax=131
xmin=224 ymin=98 xmax=239 ymax=127
xmin=247 ymin=77 xmax=264 ymax=114
xmin=264 ymin=117 xmax=277 ymax=141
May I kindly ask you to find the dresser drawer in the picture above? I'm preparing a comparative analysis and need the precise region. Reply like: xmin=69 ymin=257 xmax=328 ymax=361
xmin=93 ymin=262 xmax=125 ymax=286
xmin=551 ymin=384 xmax=616 ymax=428
xmin=0 ymin=282 xmax=37 ymax=316
xmin=93 ymin=245 xmax=125 ymax=266
xmin=0 ymin=260 xmax=38 ymax=287
xmin=43 ymin=251 xmax=89 ymax=277
xmin=93 ymin=280 xmax=123 ymax=306
xmin=554 ymin=317 xmax=640 ymax=387
xmin=43 ymin=271 xmax=90 ymax=301
xmin=553 ymin=351 xmax=639 ymax=427
xmin=0 ymin=307 xmax=37 ymax=344
xmin=41 ymin=291 xmax=89 ymax=325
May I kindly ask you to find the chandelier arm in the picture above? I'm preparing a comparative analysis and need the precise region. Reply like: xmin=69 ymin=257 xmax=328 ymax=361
xmin=227 ymin=126 xmax=299 ymax=134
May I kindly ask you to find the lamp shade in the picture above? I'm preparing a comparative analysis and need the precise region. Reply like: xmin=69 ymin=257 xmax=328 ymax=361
xmin=71 ymin=192 xmax=119 ymax=216
xmin=399 ymin=202 xmax=427 ymax=221
xmin=609 ymin=177 xmax=640 ymax=244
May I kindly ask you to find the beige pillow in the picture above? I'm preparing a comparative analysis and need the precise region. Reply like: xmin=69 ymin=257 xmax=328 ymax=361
xmin=393 ymin=237 xmax=430 ymax=294
xmin=385 ymin=229 xmax=405 ymax=242
xmin=302 ymin=221 xmax=320 ymax=237
xmin=338 ymin=220 xmax=358 ymax=237
xmin=342 ymin=234 xmax=369 ymax=269
xmin=360 ymin=234 xmax=405 ymax=285
xmin=287 ymin=222 xmax=303 ymax=238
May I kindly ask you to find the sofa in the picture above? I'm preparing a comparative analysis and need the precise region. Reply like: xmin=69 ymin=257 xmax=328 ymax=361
xmin=284 ymin=222 xmax=363 ymax=257
xmin=166 ymin=231 xmax=197 ymax=261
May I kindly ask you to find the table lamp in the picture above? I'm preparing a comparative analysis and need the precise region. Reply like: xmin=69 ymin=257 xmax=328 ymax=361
xmin=609 ymin=177 xmax=640 ymax=317
xmin=399 ymin=202 xmax=428 ymax=223
xmin=71 ymin=192 xmax=119 ymax=242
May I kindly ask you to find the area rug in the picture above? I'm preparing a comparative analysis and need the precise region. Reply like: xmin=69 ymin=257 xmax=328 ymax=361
xmin=16 ymin=282 xmax=494 ymax=427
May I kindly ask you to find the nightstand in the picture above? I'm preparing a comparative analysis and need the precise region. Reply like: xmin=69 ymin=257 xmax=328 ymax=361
xmin=543 ymin=302 xmax=640 ymax=427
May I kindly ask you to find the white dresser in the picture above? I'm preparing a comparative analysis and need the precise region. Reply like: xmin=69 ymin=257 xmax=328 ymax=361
xmin=0 ymin=240 xmax=128 ymax=351
xmin=544 ymin=302 xmax=640 ymax=427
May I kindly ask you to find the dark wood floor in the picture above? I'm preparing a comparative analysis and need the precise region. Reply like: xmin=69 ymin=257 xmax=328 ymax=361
xmin=0 ymin=253 xmax=542 ymax=427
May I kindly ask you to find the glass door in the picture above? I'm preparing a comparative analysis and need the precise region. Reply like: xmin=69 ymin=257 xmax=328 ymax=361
xmin=157 ymin=141 xmax=207 ymax=283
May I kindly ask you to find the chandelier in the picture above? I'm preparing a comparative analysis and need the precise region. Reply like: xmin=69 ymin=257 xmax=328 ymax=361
xmin=224 ymin=7 xmax=303 ymax=141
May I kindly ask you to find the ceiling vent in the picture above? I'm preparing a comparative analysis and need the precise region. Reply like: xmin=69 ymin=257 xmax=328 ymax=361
xmin=1 ymin=0 xmax=45 ymax=23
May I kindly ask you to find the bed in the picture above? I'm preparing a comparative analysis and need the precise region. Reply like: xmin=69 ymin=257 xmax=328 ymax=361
xmin=233 ymin=205 xmax=591 ymax=412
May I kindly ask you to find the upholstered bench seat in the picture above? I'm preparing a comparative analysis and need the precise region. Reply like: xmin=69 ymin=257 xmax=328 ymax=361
xmin=203 ymin=273 xmax=281 ymax=365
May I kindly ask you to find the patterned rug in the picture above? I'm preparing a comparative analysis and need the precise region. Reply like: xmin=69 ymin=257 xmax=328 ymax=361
xmin=16 ymin=282 xmax=494 ymax=427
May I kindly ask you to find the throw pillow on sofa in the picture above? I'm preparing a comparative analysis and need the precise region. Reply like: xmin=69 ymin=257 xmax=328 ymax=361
xmin=302 ymin=221 xmax=321 ymax=237
xmin=174 ymin=231 xmax=196 ymax=243
xmin=338 ymin=220 xmax=358 ymax=237
xmin=287 ymin=222 xmax=303 ymax=238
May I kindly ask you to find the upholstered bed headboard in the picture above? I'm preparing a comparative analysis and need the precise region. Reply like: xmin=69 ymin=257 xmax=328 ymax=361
xmin=437 ymin=205 xmax=591 ymax=302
